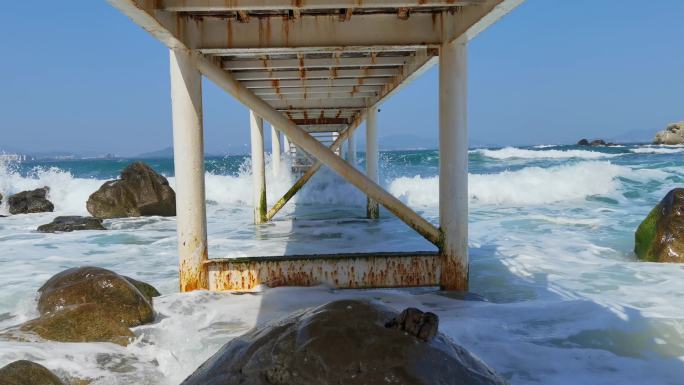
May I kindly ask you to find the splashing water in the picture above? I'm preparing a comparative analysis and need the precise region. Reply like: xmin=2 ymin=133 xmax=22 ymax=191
xmin=0 ymin=143 xmax=683 ymax=384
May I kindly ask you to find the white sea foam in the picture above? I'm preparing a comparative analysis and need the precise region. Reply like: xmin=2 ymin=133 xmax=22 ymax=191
xmin=630 ymin=147 xmax=684 ymax=154
xmin=475 ymin=147 xmax=619 ymax=160
xmin=389 ymin=161 xmax=643 ymax=206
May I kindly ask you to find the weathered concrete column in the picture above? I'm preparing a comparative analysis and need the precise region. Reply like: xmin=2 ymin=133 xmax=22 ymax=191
xmin=270 ymin=125 xmax=281 ymax=175
xmin=366 ymin=106 xmax=379 ymax=219
xmin=439 ymin=37 xmax=468 ymax=291
xmin=250 ymin=111 xmax=267 ymax=224
xmin=170 ymin=49 xmax=208 ymax=292
xmin=348 ymin=130 xmax=357 ymax=166
xmin=282 ymin=135 xmax=291 ymax=156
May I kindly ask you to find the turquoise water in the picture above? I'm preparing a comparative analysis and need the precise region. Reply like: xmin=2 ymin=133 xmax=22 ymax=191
xmin=0 ymin=143 xmax=683 ymax=384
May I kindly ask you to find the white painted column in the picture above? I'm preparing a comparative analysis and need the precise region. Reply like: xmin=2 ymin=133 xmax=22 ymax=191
xmin=348 ymin=130 xmax=357 ymax=166
xmin=366 ymin=106 xmax=379 ymax=219
xmin=250 ymin=111 xmax=267 ymax=224
xmin=170 ymin=49 xmax=208 ymax=292
xmin=282 ymin=135 xmax=291 ymax=156
xmin=270 ymin=125 xmax=281 ymax=175
xmin=439 ymin=37 xmax=469 ymax=291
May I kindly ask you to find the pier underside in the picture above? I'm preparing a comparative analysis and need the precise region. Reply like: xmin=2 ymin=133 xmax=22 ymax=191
xmin=110 ymin=0 xmax=523 ymax=292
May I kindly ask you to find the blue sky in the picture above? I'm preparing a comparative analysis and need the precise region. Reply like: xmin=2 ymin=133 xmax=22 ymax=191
xmin=0 ymin=1 xmax=682 ymax=155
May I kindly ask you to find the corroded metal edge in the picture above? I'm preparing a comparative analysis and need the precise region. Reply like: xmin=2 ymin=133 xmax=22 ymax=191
xmin=206 ymin=252 xmax=440 ymax=291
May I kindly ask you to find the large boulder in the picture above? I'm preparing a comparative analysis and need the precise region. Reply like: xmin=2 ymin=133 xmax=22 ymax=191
xmin=635 ymin=188 xmax=684 ymax=262
xmin=0 ymin=360 xmax=65 ymax=385
xmin=8 ymin=187 xmax=54 ymax=215
xmin=37 ymin=216 xmax=105 ymax=233
xmin=653 ymin=121 xmax=684 ymax=145
xmin=182 ymin=299 xmax=507 ymax=385
xmin=20 ymin=267 xmax=158 ymax=345
xmin=86 ymin=162 xmax=175 ymax=219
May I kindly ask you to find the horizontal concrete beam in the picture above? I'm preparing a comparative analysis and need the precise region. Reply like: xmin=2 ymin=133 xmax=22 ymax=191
xmin=243 ymin=78 xmax=390 ymax=89
xmin=161 ymin=0 xmax=477 ymax=12
xmin=206 ymin=252 xmax=440 ymax=291
xmin=261 ymin=92 xmax=376 ymax=101
xmin=268 ymin=98 xmax=367 ymax=109
xmin=253 ymin=85 xmax=382 ymax=95
xmin=232 ymin=68 xmax=400 ymax=81
xmin=202 ymin=46 xmax=426 ymax=56
xmin=224 ymin=56 xmax=407 ymax=70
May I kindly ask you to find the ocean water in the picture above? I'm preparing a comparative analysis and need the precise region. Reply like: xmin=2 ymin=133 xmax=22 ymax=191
xmin=0 ymin=143 xmax=683 ymax=384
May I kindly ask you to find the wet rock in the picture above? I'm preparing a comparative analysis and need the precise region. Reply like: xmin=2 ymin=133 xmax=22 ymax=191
xmin=182 ymin=299 xmax=507 ymax=385
xmin=123 ymin=276 xmax=161 ymax=302
xmin=0 ymin=192 xmax=3 ymax=205
xmin=37 ymin=216 xmax=105 ymax=233
xmin=20 ymin=267 xmax=157 ymax=345
xmin=86 ymin=162 xmax=175 ymax=219
xmin=0 ymin=360 xmax=65 ymax=385
xmin=577 ymin=138 xmax=590 ymax=146
xmin=8 ymin=187 xmax=54 ymax=215
xmin=21 ymin=303 xmax=134 ymax=346
xmin=385 ymin=307 xmax=439 ymax=342
xmin=653 ymin=121 xmax=684 ymax=145
xmin=635 ymin=188 xmax=684 ymax=262
xmin=577 ymin=139 xmax=615 ymax=146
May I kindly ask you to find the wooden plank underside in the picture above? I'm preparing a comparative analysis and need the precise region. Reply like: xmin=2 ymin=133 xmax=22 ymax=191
xmin=206 ymin=252 xmax=440 ymax=291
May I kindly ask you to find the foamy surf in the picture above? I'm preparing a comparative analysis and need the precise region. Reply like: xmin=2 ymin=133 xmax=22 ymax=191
xmin=474 ymin=146 xmax=621 ymax=160
xmin=0 ymin=143 xmax=683 ymax=385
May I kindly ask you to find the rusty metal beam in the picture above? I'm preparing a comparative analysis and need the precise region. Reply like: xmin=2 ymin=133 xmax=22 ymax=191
xmin=243 ymin=78 xmax=390 ymax=89
xmin=292 ymin=118 xmax=350 ymax=125
xmin=268 ymin=98 xmax=368 ymax=110
xmin=203 ymin=46 xmax=426 ymax=56
xmin=205 ymin=252 xmax=441 ymax=291
xmin=161 ymin=0 xmax=476 ymax=12
xmin=232 ymin=68 xmax=400 ymax=81
xmin=224 ymin=57 xmax=407 ymax=71
xmin=262 ymin=92 xmax=376 ymax=101
xmin=253 ymin=85 xmax=382 ymax=95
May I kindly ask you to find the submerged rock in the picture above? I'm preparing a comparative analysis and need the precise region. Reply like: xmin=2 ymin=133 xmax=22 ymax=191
xmin=635 ymin=188 xmax=684 ymax=262
xmin=653 ymin=121 xmax=684 ymax=145
xmin=20 ymin=267 xmax=158 ymax=345
xmin=182 ymin=299 xmax=507 ymax=385
xmin=8 ymin=187 xmax=54 ymax=215
xmin=86 ymin=162 xmax=176 ymax=219
xmin=0 ymin=360 xmax=65 ymax=385
xmin=37 ymin=216 xmax=105 ymax=233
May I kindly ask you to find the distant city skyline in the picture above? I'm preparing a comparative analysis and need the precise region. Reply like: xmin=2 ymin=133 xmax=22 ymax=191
xmin=0 ymin=1 xmax=682 ymax=156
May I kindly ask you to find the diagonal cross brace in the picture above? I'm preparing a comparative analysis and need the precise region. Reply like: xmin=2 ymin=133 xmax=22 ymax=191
xmin=196 ymin=53 xmax=441 ymax=246
xmin=266 ymin=114 xmax=365 ymax=221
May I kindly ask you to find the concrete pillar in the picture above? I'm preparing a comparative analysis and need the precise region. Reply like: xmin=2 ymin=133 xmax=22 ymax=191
xmin=366 ymin=106 xmax=379 ymax=219
xmin=170 ymin=49 xmax=208 ymax=292
xmin=283 ymin=135 xmax=291 ymax=156
xmin=270 ymin=125 xmax=281 ymax=175
xmin=347 ymin=130 xmax=357 ymax=166
xmin=250 ymin=110 xmax=267 ymax=224
xmin=439 ymin=37 xmax=468 ymax=291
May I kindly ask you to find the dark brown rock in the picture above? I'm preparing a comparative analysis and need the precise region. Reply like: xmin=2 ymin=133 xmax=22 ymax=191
xmin=37 ymin=216 xmax=105 ymax=233
xmin=182 ymin=299 xmax=507 ymax=385
xmin=20 ymin=303 xmax=134 ymax=346
xmin=8 ymin=187 xmax=54 ymax=215
xmin=577 ymin=139 xmax=590 ymax=146
xmin=0 ymin=360 xmax=65 ymax=385
xmin=37 ymin=267 xmax=154 ymax=327
xmin=635 ymin=188 xmax=684 ymax=262
xmin=123 ymin=276 xmax=161 ymax=302
xmin=86 ymin=162 xmax=175 ymax=219
xmin=19 ymin=267 xmax=157 ymax=346
xmin=385 ymin=307 xmax=439 ymax=342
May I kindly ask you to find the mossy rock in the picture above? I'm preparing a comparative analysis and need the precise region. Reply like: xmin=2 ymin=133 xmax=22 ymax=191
xmin=19 ymin=267 xmax=159 ymax=346
xmin=38 ymin=267 xmax=155 ymax=327
xmin=0 ymin=360 xmax=65 ymax=385
xmin=21 ymin=303 xmax=134 ymax=346
xmin=635 ymin=188 xmax=684 ymax=262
